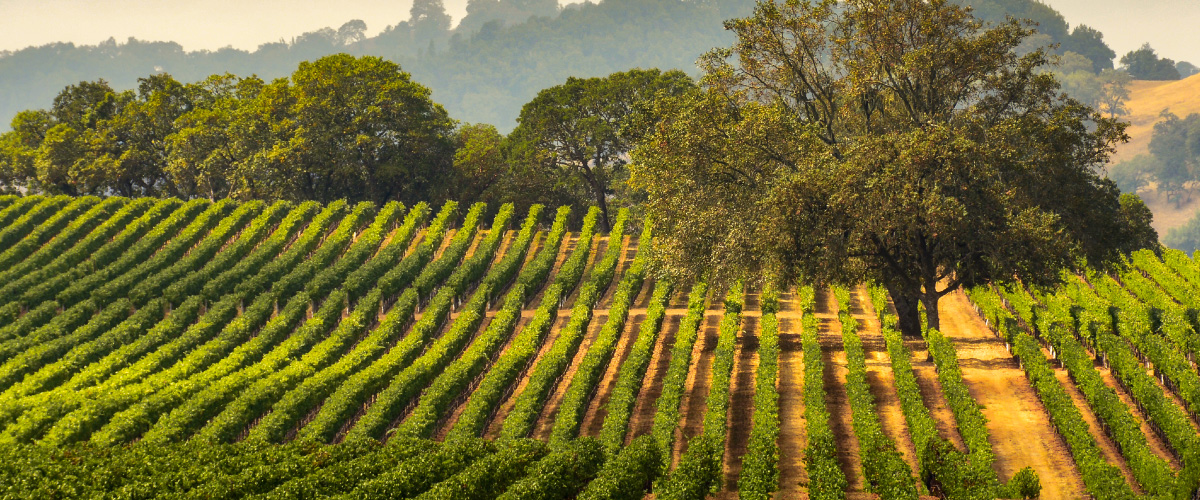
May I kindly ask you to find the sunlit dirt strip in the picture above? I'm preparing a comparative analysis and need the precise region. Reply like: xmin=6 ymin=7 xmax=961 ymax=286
xmin=851 ymin=287 xmax=923 ymax=488
xmin=624 ymin=313 xmax=682 ymax=443
xmin=939 ymin=290 xmax=1086 ymax=499
xmin=718 ymin=312 xmax=758 ymax=496
xmin=671 ymin=312 xmax=720 ymax=468
xmin=481 ymin=235 xmax=632 ymax=439
xmin=814 ymin=287 xmax=866 ymax=491
xmin=576 ymin=278 xmax=655 ymax=438
xmin=1096 ymin=368 xmax=1182 ymax=468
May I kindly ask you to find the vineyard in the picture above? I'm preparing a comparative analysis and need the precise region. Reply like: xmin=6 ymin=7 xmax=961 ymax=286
xmin=3 ymin=194 xmax=1200 ymax=499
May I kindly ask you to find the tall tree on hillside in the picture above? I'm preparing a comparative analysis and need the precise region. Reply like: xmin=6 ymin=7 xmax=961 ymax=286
xmin=632 ymin=0 xmax=1157 ymax=337
xmin=1178 ymin=61 xmax=1200 ymax=78
xmin=1097 ymin=68 xmax=1132 ymax=120
xmin=506 ymin=68 xmax=694 ymax=230
xmin=411 ymin=0 xmax=453 ymax=51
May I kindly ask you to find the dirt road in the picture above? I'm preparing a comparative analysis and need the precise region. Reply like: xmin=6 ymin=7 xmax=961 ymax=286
xmin=938 ymin=290 xmax=1085 ymax=499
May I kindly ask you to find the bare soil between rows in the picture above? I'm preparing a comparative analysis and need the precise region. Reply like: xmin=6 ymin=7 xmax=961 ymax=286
xmin=672 ymin=313 xmax=720 ymax=468
xmin=851 ymin=287 xmax=922 ymax=487
xmin=719 ymin=313 xmax=759 ymax=495
xmin=938 ymin=290 xmax=1086 ymax=500
xmin=625 ymin=313 xmax=682 ymax=443
xmin=813 ymin=287 xmax=865 ymax=491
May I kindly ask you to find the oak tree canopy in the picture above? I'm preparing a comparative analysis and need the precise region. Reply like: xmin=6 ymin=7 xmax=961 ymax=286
xmin=632 ymin=0 xmax=1157 ymax=336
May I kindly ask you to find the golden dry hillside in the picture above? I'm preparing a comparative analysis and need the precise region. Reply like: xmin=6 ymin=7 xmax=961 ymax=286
xmin=1112 ymin=73 xmax=1200 ymax=164
xmin=1110 ymin=73 xmax=1200 ymax=236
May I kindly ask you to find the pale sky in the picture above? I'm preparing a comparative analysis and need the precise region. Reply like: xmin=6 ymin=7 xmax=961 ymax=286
xmin=0 ymin=0 xmax=1196 ymax=63
xmin=1040 ymin=0 xmax=1199 ymax=63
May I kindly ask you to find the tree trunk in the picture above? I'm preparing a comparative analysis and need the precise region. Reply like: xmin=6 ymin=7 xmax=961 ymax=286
xmin=581 ymin=166 xmax=611 ymax=232
xmin=921 ymin=293 xmax=941 ymax=333
xmin=885 ymin=281 xmax=922 ymax=338
xmin=594 ymin=188 xmax=611 ymax=232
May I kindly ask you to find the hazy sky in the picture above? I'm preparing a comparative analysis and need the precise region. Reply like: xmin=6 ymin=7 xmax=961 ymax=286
xmin=0 ymin=0 xmax=1196 ymax=63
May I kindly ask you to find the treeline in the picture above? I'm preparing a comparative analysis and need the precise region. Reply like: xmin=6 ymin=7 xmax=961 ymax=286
xmin=0 ymin=55 xmax=690 ymax=229
xmin=0 ymin=0 xmax=1134 ymax=131
xmin=0 ymin=55 xmax=457 ymax=204
xmin=0 ymin=0 xmax=749 ymax=131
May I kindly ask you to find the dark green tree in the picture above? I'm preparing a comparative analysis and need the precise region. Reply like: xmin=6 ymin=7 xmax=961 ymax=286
xmin=452 ymin=123 xmax=509 ymax=205
xmin=506 ymin=68 xmax=694 ymax=230
xmin=0 ymin=55 xmax=457 ymax=205
xmin=631 ymin=0 xmax=1157 ymax=336
xmin=0 ymin=110 xmax=53 ymax=193
xmin=1165 ymin=209 xmax=1200 ymax=253
xmin=1060 ymin=25 xmax=1115 ymax=72
xmin=1121 ymin=44 xmax=1182 ymax=81
xmin=164 ymin=74 xmax=266 ymax=199
xmin=267 ymin=54 xmax=457 ymax=204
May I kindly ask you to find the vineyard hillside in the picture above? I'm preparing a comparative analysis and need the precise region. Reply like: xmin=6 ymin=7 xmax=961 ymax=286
xmin=0 ymin=194 xmax=1198 ymax=499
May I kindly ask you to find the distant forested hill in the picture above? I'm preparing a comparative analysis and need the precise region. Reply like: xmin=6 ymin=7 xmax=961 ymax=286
xmin=0 ymin=0 xmax=1113 ymax=131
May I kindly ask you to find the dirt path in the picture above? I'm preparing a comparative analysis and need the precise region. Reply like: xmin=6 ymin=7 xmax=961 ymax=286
xmin=669 ymin=286 xmax=691 ymax=309
xmin=776 ymin=289 xmax=809 ymax=498
xmin=483 ymin=313 xmax=573 ymax=439
xmin=1054 ymin=369 xmax=1143 ymax=493
xmin=527 ymin=233 xmax=576 ymax=307
xmin=563 ymin=236 xmax=605 ymax=308
xmin=852 ymin=287 xmax=921 ymax=482
xmin=578 ymin=310 xmax=649 ymax=438
xmin=1147 ymin=362 xmax=1200 ymax=433
xmin=525 ymin=307 xmax=611 ymax=440
xmin=486 ymin=232 xmax=544 ymax=313
xmin=904 ymin=337 xmax=968 ymax=452
xmin=626 ymin=314 xmax=683 ymax=442
xmin=937 ymin=290 xmax=1085 ymax=500
xmin=459 ymin=229 xmax=486 ymax=263
xmin=432 ymin=228 xmax=457 ymax=260
xmin=399 ymin=228 xmax=427 ymax=261
xmin=598 ymin=237 xmax=634 ymax=309
xmin=433 ymin=315 xmax=534 ymax=441
xmin=487 ymin=229 xmax=517 ymax=271
xmin=814 ymin=288 xmax=865 ymax=491
xmin=719 ymin=314 xmax=759 ymax=494
xmin=672 ymin=313 xmax=721 ymax=468
xmin=1098 ymin=369 xmax=1182 ymax=468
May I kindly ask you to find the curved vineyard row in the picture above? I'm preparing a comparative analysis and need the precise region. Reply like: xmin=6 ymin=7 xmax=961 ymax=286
xmin=1 ymin=194 xmax=1199 ymax=499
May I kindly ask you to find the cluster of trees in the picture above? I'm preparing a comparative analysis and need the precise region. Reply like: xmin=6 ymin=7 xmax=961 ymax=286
xmin=1121 ymin=44 xmax=1196 ymax=81
xmin=0 ymin=55 xmax=457 ymax=203
xmin=0 ymin=0 xmax=1137 ymax=133
xmin=0 ymin=57 xmax=689 ymax=228
xmin=1049 ymin=57 xmax=1131 ymax=121
xmin=0 ymin=0 xmax=750 ymax=131
xmin=0 ymin=0 xmax=1162 ymax=337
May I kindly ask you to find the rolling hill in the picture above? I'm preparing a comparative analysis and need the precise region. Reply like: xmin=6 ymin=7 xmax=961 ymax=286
xmin=1112 ymin=72 xmax=1200 ymax=164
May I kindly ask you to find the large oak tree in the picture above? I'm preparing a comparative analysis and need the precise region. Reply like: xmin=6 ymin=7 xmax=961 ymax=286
xmin=631 ymin=0 xmax=1157 ymax=336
